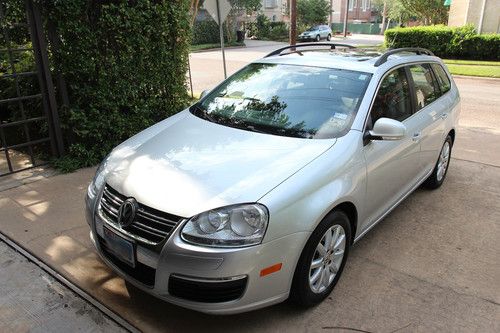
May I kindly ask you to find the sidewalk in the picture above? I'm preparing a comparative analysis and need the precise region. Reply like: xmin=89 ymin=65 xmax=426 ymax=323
xmin=0 ymin=240 xmax=125 ymax=332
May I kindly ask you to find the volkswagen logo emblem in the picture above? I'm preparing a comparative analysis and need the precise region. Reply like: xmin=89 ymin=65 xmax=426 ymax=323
xmin=117 ymin=198 xmax=138 ymax=228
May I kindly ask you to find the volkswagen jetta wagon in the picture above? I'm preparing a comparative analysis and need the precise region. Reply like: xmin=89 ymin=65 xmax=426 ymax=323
xmin=85 ymin=44 xmax=460 ymax=314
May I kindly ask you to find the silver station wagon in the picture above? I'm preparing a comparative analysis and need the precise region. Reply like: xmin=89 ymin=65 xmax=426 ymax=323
xmin=85 ymin=44 xmax=460 ymax=314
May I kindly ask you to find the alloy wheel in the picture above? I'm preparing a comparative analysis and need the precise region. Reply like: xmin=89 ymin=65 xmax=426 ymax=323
xmin=437 ymin=141 xmax=450 ymax=182
xmin=309 ymin=224 xmax=346 ymax=293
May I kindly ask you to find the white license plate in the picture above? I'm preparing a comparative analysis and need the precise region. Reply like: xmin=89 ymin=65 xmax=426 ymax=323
xmin=103 ymin=227 xmax=136 ymax=267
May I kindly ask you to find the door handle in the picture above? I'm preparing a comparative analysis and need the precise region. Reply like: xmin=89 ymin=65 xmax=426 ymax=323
xmin=412 ymin=132 xmax=421 ymax=142
xmin=441 ymin=113 xmax=448 ymax=119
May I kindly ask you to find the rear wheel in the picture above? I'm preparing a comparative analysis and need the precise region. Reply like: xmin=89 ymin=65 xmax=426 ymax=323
xmin=423 ymin=135 xmax=453 ymax=189
xmin=327 ymin=34 xmax=331 ymax=41
xmin=290 ymin=210 xmax=351 ymax=307
xmin=315 ymin=34 xmax=320 ymax=42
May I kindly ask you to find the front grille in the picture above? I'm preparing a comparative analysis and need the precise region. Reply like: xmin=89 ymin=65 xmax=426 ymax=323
xmin=168 ymin=275 xmax=248 ymax=303
xmin=97 ymin=235 xmax=156 ymax=287
xmin=100 ymin=184 xmax=183 ymax=245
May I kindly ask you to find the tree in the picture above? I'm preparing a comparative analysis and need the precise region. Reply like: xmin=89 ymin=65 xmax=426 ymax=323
xmin=399 ymin=0 xmax=448 ymax=25
xmin=373 ymin=0 xmax=415 ymax=29
xmin=297 ymin=0 xmax=330 ymax=26
xmin=226 ymin=0 xmax=262 ymax=42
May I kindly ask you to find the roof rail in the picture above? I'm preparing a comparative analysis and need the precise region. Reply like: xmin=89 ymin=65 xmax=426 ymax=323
xmin=374 ymin=47 xmax=435 ymax=67
xmin=264 ymin=43 xmax=356 ymax=58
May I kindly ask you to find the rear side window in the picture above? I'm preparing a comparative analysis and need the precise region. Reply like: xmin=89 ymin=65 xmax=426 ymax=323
xmin=408 ymin=64 xmax=440 ymax=111
xmin=431 ymin=64 xmax=451 ymax=94
xmin=370 ymin=67 xmax=412 ymax=124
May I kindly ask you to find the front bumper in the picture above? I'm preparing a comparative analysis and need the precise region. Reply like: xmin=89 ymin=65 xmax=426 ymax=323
xmin=86 ymin=189 xmax=309 ymax=314
xmin=298 ymin=36 xmax=315 ymax=41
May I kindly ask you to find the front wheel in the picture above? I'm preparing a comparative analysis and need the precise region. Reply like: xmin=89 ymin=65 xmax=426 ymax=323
xmin=290 ymin=210 xmax=351 ymax=307
xmin=423 ymin=135 xmax=453 ymax=189
xmin=315 ymin=35 xmax=320 ymax=42
xmin=327 ymin=34 xmax=331 ymax=41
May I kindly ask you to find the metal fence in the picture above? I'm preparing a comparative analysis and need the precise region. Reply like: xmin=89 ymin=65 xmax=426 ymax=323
xmin=0 ymin=0 xmax=63 ymax=176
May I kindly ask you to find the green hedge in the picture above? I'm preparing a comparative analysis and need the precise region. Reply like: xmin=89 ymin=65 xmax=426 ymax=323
xmin=43 ymin=0 xmax=191 ymax=170
xmin=192 ymin=18 xmax=228 ymax=45
xmin=248 ymin=14 xmax=289 ymax=41
xmin=385 ymin=25 xmax=500 ymax=60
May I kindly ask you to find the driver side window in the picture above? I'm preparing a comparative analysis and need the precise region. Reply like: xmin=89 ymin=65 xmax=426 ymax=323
xmin=369 ymin=68 xmax=412 ymax=128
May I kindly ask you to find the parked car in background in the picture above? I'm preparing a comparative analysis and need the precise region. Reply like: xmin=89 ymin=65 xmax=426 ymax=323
xmin=85 ymin=44 xmax=460 ymax=314
xmin=299 ymin=25 xmax=332 ymax=42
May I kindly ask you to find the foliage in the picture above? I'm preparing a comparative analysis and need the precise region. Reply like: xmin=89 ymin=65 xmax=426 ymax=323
xmin=224 ymin=0 xmax=262 ymax=42
xmin=252 ymin=14 xmax=289 ymax=41
xmin=385 ymin=25 xmax=500 ymax=60
xmin=372 ymin=0 xmax=415 ymax=24
xmin=192 ymin=17 xmax=228 ymax=45
xmin=0 ymin=1 xmax=45 ymax=152
xmin=297 ymin=0 xmax=330 ymax=26
xmin=43 ymin=0 xmax=192 ymax=169
xmin=399 ymin=0 xmax=448 ymax=24
xmin=228 ymin=0 xmax=261 ymax=12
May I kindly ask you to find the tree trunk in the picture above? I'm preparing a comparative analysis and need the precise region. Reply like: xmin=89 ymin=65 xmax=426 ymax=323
xmin=190 ymin=0 xmax=200 ymax=26
xmin=380 ymin=1 xmax=387 ymax=35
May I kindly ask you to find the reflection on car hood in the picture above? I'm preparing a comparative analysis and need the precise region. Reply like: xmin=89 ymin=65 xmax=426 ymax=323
xmin=104 ymin=110 xmax=336 ymax=218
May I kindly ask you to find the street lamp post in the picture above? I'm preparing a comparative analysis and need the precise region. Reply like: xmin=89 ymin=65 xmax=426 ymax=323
xmin=290 ymin=0 xmax=297 ymax=45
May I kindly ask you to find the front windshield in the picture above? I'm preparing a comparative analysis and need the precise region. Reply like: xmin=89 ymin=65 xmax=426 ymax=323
xmin=191 ymin=63 xmax=372 ymax=139
xmin=307 ymin=26 xmax=319 ymax=31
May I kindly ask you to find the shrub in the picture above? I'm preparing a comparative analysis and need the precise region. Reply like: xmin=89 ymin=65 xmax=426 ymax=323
xmin=192 ymin=18 xmax=228 ymax=45
xmin=385 ymin=25 xmax=500 ymax=60
xmin=255 ymin=14 xmax=271 ymax=39
xmin=43 ymin=0 xmax=192 ymax=169
xmin=253 ymin=14 xmax=289 ymax=41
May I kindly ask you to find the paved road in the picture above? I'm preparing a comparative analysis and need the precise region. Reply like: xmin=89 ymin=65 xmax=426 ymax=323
xmin=0 ymin=42 xmax=499 ymax=332
xmin=189 ymin=37 xmax=383 ymax=93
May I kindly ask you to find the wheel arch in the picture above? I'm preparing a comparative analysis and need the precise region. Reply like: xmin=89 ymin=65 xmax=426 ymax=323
xmin=331 ymin=201 xmax=358 ymax=244
xmin=448 ymin=128 xmax=455 ymax=144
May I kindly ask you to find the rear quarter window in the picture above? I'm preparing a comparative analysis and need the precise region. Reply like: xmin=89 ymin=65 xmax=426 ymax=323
xmin=431 ymin=63 xmax=451 ymax=94
xmin=408 ymin=64 xmax=441 ymax=111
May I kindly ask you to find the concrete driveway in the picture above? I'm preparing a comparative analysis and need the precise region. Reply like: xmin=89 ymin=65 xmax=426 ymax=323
xmin=0 ymin=42 xmax=499 ymax=332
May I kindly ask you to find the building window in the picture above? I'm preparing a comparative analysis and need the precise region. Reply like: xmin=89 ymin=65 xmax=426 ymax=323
xmin=265 ymin=0 xmax=278 ymax=9
xmin=362 ymin=0 xmax=370 ymax=11
xmin=349 ymin=0 xmax=355 ymax=11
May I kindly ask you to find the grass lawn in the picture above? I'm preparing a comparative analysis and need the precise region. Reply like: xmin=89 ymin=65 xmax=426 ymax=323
xmin=443 ymin=59 xmax=500 ymax=78
xmin=190 ymin=41 xmax=245 ymax=52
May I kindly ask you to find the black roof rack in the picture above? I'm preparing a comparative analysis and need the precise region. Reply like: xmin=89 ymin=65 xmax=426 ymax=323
xmin=374 ymin=47 xmax=435 ymax=67
xmin=264 ymin=43 xmax=356 ymax=58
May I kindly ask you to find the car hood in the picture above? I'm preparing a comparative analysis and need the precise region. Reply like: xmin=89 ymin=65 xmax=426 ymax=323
xmin=104 ymin=110 xmax=335 ymax=218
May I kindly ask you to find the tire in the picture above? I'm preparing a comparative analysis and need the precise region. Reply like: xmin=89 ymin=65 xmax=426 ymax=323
xmin=423 ymin=135 xmax=453 ymax=189
xmin=327 ymin=34 xmax=331 ymax=41
xmin=290 ymin=210 xmax=351 ymax=307
xmin=315 ymin=35 xmax=320 ymax=42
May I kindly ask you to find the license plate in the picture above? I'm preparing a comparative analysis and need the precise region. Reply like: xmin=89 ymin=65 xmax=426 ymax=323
xmin=103 ymin=227 xmax=136 ymax=267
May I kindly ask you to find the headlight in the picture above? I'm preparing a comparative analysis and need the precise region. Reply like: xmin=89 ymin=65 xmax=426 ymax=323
xmin=181 ymin=203 xmax=269 ymax=247
xmin=89 ymin=156 xmax=108 ymax=196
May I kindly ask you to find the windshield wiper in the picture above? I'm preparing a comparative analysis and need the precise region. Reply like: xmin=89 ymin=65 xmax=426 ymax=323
xmin=192 ymin=104 xmax=216 ymax=123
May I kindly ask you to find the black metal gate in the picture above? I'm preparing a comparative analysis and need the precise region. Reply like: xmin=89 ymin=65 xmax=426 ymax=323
xmin=0 ymin=0 xmax=63 ymax=177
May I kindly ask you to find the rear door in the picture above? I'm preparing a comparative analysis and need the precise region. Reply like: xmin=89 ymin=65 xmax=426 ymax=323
xmin=407 ymin=63 xmax=447 ymax=174
xmin=362 ymin=67 xmax=423 ymax=225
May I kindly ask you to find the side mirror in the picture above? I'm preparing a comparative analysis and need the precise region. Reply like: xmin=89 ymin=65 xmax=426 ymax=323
xmin=200 ymin=90 xmax=210 ymax=100
xmin=367 ymin=118 xmax=406 ymax=141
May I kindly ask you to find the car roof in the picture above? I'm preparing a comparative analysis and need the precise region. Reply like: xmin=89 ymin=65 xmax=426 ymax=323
xmin=255 ymin=49 xmax=442 ymax=74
